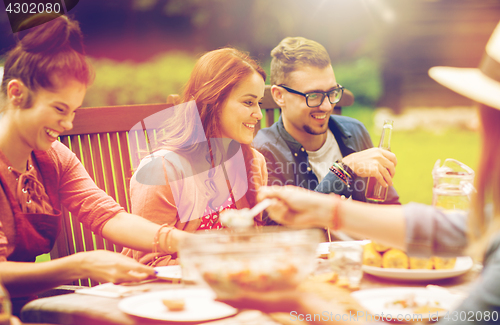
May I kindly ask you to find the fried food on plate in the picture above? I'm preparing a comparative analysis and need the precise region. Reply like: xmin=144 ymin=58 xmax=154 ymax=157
xmin=382 ymin=249 xmax=409 ymax=269
xmin=363 ymin=242 xmax=383 ymax=267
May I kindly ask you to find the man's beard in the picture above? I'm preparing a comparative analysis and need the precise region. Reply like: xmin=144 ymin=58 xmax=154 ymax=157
xmin=303 ymin=123 xmax=328 ymax=135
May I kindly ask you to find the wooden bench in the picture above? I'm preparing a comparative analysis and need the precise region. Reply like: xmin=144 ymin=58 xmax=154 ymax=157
xmin=51 ymin=103 xmax=171 ymax=286
xmin=50 ymin=86 xmax=354 ymax=286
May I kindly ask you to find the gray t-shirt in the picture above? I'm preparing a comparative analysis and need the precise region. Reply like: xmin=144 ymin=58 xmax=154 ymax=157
xmin=306 ymin=129 xmax=342 ymax=183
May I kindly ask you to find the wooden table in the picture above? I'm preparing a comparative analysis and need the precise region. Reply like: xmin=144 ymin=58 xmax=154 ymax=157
xmin=20 ymin=267 xmax=479 ymax=325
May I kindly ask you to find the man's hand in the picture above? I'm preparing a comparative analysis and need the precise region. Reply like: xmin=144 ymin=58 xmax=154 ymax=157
xmin=342 ymin=148 xmax=397 ymax=187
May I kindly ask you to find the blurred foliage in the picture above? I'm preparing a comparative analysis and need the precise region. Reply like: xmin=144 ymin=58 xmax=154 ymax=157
xmin=82 ymin=52 xmax=382 ymax=109
xmin=390 ymin=128 xmax=479 ymax=205
xmin=84 ymin=52 xmax=198 ymax=107
xmin=342 ymin=104 xmax=375 ymax=132
xmin=128 ymin=0 xmax=383 ymax=60
xmin=334 ymin=58 xmax=383 ymax=107
xmin=342 ymin=106 xmax=480 ymax=205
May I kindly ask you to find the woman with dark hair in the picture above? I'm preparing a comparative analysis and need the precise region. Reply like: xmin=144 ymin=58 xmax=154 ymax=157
xmin=122 ymin=48 xmax=267 ymax=266
xmin=0 ymin=14 xmax=185 ymax=315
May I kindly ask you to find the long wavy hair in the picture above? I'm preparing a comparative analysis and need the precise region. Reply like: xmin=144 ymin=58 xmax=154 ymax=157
xmin=155 ymin=48 xmax=266 ymax=208
xmin=468 ymin=104 xmax=500 ymax=260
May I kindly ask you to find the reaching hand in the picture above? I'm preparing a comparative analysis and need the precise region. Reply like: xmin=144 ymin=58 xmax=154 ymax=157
xmin=218 ymin=290 xmax=344 ymax=325
xmin=217 ymin=290 xmax=305 ymax=314
xmin=75 ymin=250 xmax=156 ymax=284
xmin=341 ymin=148 xmax=397 ymax=187
xmin=257 ymin=186 xmax=337 ymax=228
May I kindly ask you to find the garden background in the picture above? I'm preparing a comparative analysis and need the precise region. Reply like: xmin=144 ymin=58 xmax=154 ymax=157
xmin=1 ymin=0 xmax=499 ymax=263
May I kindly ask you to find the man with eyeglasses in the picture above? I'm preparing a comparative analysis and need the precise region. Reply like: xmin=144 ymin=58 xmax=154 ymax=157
xmin=253 ymin=37 xmax=400 ymax=226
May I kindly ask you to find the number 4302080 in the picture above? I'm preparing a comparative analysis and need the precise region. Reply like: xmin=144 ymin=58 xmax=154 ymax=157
xmin=443 ymin=310 xmax=498 ymax=322
xmin=6 ymin=2 xmax=61 ymax=14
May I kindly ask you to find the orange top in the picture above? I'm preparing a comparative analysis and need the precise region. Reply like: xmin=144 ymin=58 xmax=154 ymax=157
xmin=122 ymin=147 xmax=268 ymax=266
xmin=0 ymin=141 xmax=124 ymax=261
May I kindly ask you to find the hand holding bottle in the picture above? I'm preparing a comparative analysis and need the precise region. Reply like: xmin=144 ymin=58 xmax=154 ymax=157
xmin=342 ymin=147 xmax=397 ymax=187
xmin=365 ymin=120 xmax=394 ymax=202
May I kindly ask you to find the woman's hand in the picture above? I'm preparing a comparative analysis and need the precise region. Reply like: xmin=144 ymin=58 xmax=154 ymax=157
xmin=166 ymin=228 xmax=194 ymax=253
xmin=218 ymin=290 xmax=340 ymax=325
xmin=75 ymin=250 xmax=156 ymax=284
xmin=217 ymin=290 xmax=305 ymax=313
xmin=257 ymin=186 xmax=337 ymax=228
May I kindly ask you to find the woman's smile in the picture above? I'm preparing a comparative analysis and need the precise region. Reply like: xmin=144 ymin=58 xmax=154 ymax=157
xmin=44 ymin=127 xmax=61 ymax=141
xmin=219 ymin=72 xmax=265 ymax=145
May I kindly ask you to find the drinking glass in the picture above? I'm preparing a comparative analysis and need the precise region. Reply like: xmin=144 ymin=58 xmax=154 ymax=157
xmin=329 ymin=243 xmax=363 ymax=289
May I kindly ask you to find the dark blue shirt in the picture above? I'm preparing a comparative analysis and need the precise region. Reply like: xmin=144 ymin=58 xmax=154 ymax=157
xmin=253 ymin=115 xmax=400 ymax=204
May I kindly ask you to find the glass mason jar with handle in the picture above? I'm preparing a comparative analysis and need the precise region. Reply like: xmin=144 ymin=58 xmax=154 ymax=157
xmin=432 ymin=158 xmax=475 ymax=213
xmin=365 ymin=119 xmax=393 ymax=202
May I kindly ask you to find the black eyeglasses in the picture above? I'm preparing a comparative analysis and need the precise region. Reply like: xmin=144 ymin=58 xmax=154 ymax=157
xmin=279 ymin=84 xmax=344 ymax=108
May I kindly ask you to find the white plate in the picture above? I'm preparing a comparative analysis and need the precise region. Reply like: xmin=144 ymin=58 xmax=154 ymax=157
xmin=351 ymin=287 xmax=465 ymax=322
xmin=317 ymin=240 xmax=370 ymax=257
xmin=362 ymin=256 xmax=473 ymax=281
xmin=118 ymin=288 xmax=237 ymax=322
xmin=155 ymin=265 xmax=182 ymax=281
xmin=75 ymin=283 xmax=149 ymax=298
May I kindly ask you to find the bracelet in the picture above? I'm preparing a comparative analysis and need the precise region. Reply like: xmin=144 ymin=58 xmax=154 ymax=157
xmin=329 ymin=194 xmax=342 ymax=230
xmin=334 ymin=162 xmax=352 ymax=179
xmin=329 ymin=163 xmax=352 ymax=188
xmin=153 ymin=224 xmax=174 ymax=254
xmin=335 ymin=160 xmax=355 ymax=179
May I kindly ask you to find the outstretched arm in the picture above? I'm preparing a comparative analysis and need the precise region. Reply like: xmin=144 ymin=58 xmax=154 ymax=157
xmin=1 ymin=250 xmax=155 ymax=297
xmin=1 ymin=213 xmax=189 ymax=297
xmin=101 ymin=212 xmax=188 ymax=254
xmin=220 ymin=290 xmax=356 ymax=325
xmin=258 ymin=186 xmax=406 ymax=250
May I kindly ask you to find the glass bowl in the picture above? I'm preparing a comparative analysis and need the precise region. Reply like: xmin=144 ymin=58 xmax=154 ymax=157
xmin=178 ymin=228 xmax=323 ymax=299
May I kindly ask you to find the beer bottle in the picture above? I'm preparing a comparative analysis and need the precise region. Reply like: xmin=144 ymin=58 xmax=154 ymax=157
xmin=365 ymin=119 xmax=393 ymax=202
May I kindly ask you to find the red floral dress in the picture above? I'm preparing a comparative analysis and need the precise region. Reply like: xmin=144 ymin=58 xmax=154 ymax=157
xmin=198 ymin=196 xmax=236 ymax=230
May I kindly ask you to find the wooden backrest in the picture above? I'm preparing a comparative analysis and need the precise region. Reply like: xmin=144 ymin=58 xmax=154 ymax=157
xmin=50 ymin=103 xmax=173 ymax=286
xmin=49 ymin=87 xmax=354 ymax=286
xmin=256 ymin=85 xmax=355 ymax=134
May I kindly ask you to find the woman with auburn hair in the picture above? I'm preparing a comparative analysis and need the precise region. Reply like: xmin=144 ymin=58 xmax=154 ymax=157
xmin=122 ymin=48 xmax=268 ymax=266
xmin=0 ymin=14 xmax=189 ymax=315
xmin=225 ymin=21 xmax=500 ymax=324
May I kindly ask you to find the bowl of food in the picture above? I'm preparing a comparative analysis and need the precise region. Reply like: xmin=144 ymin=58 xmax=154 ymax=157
xmin=178 ymin=228 xmax=323 ymax=299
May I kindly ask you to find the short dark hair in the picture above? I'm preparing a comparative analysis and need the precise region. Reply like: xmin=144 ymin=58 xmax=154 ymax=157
xmin=270 ymin=37 xmax=331 ymax=86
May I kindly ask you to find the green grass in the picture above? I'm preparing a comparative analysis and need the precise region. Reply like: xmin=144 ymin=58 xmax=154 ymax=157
xmin=391 ymin=129 xmax=479 ymax=205
xmin=35 ymin=105 xmax=480 ymax=263
xmin=342 ymin=105 xmax=375 ymax=131
xmin=343 ymin=105 xmax=480 ymax=205
xmin=36 ymin=253 xmax=51 ymax=262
